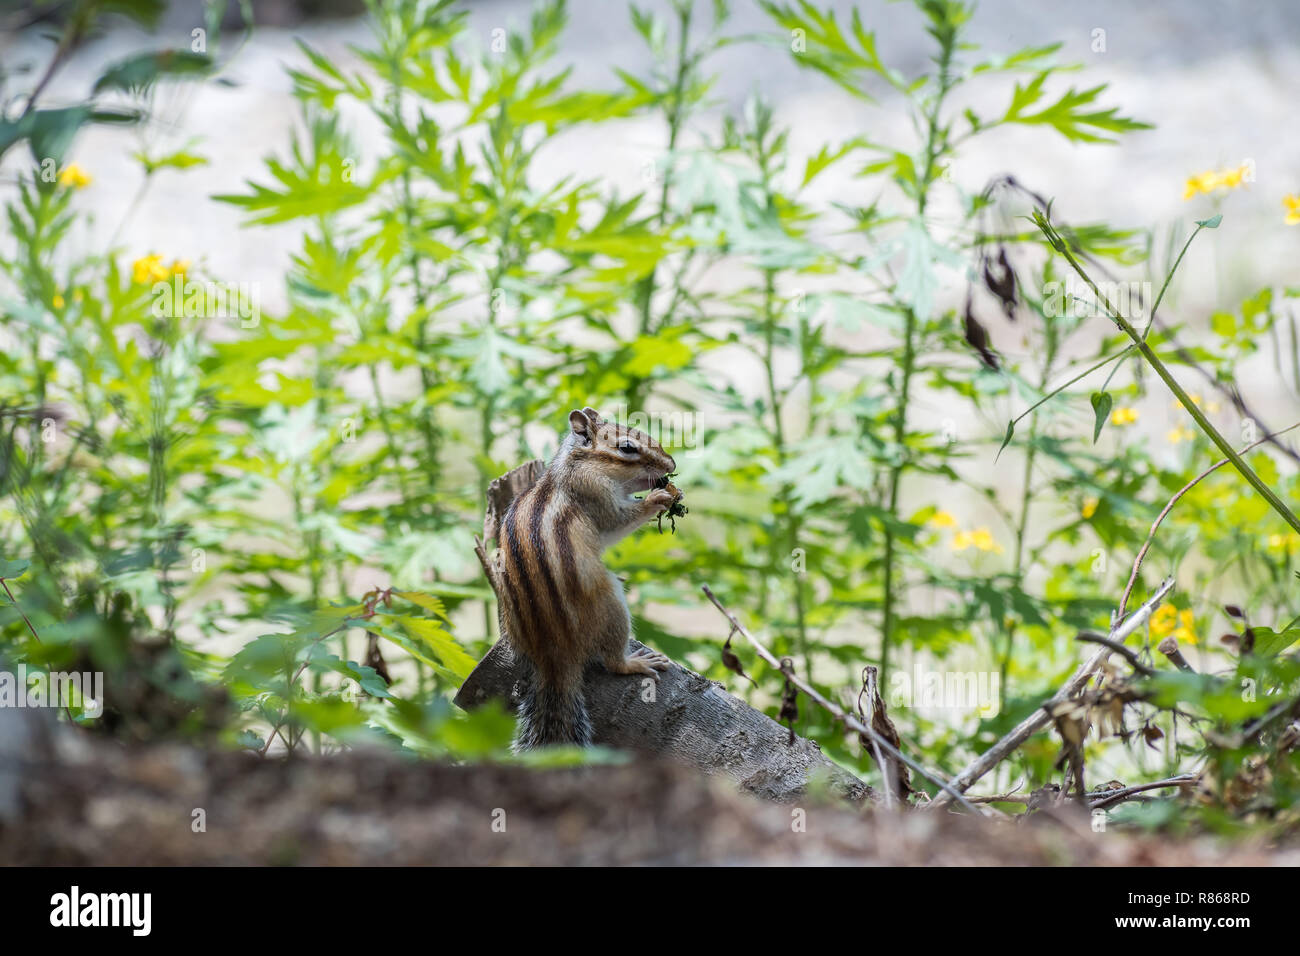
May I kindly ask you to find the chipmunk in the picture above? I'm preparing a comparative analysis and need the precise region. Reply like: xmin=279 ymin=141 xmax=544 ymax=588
xmin=496 ymin=407 xmax=677 ymax=749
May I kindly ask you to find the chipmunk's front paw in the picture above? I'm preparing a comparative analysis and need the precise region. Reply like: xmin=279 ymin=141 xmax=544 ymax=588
xmin=644 ymin=488 xmax=676 ymax=514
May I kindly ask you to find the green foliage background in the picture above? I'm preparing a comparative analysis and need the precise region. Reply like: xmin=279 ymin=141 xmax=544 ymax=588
xmin=2 ymin=0 xmax=1299 ymax=825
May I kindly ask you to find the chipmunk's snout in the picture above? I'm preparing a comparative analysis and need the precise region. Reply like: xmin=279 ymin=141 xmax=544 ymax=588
xmin=651 ymin=468 xmax=677 ymax=490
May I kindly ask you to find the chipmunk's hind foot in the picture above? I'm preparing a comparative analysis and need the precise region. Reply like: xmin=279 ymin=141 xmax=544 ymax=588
xmin=607 ymin=645 xmax=671 ymax=679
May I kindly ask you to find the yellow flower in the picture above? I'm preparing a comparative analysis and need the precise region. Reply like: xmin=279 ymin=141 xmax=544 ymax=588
xmin=1170 ymin=394 xmax=1218 ymax=416
xmin=1183 ymin=170 xmax=1219 ymax=200
xmin=1218 ymin=165 xmax=1247 ymax=188
xmin=1167 ymin=426 xmax=1195 ymax=444
xmin=1150 ymin=603 xmax=1178 ymax=637
xmin=953 ymin=526 xmax=1003 ymax=554
xmin=132 ymin=254 xmax=168 ymax=284
xmin=1267 ymin=532 xmax=1300 ymax=550
xmin=1082 ymin=497 xmax=1099 ymax=519
xmin=52 ymin=294 xmax=65 ymax=309
xmin=57 ymin=163 xmax=91 ymax=189
xmin=1151 ymin=605 xmax=1198 ymax=644
xmin=131 ymin=255 xmax=189 ymax=284
xmin=929 ymin=510 xmax=958 ymax=529
xmin=1284 ymin=194 xmax=1300 ymax=226
xmin=1172 ymin=610 xmax=1197 ymax=645
xmin=1183 ymin=164 xmax=1250 ymax=201
xmin=1110 ymin=407 xmax=1138 ymax=426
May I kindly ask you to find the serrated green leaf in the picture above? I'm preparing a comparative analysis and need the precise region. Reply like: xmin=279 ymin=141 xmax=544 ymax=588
xmin=1001 ymin=73 xmax=1152 ymax=144
xmin=400 ymin=616 xmax=478 ymax=680
xmin=393 ymin=590 xmax=450 ymax=621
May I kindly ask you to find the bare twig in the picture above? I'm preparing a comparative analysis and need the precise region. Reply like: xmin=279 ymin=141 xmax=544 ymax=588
xmin=867 ymin=737 xmax=892 ymax=809
xmin=700 ymin=584 xmax=981 ymax=814
xmin=0 ymin=579 xmax=42 ymax=647
xmin=1157 ymin=636 xmax=1194 ymax=673
xmin=20 ymin=14 xmax=81 ymax=120
xmin=1075 ymin=631 xmax=1154 ymax=676
xmin=1240 ymin=695 xmax=1300 ymax=746
xmin=857 ymin=666 xmax=904 ymax=807
xmin=931 ymin=576 xmax=1176 ymax=808
xmin=1117 ymin=422 xmax=1300 ymax=619
xmin=972 ymin=775 xmax=1197 ymax=810
xmin=1 ymin=577 xmax=77 ymax=723
xmin=1089 ymin=774 xmax=1198 ymax=810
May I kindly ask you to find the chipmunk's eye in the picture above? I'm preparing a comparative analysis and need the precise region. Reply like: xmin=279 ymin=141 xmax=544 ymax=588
xmin=617 ymin=441 xmax=638 ymax=455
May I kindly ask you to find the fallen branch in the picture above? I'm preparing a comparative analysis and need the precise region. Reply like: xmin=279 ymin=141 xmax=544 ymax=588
xmin=931 ymin=576 xmax=1176 ymax=808
xmin=700 ymin=585 xmax=981 ymax=815
xmin=454 ymin=635 xmax=870 ymax=803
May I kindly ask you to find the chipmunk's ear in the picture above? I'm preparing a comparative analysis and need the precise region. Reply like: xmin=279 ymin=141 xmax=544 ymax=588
xmin=569 ymin=408 xmax=597 ymax=443
xmin=581 ymin=406 xmax=602 ymax=422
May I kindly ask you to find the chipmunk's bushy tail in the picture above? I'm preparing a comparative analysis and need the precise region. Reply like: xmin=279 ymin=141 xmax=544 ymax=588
xmin=512 ymin=668 xmax=592 ymax=751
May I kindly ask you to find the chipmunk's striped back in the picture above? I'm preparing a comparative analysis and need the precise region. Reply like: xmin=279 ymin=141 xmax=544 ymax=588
xmin=499 ymin=471 xmax=600 ymax=748
xmin=499 ymin=474 xmax=583 ymax=679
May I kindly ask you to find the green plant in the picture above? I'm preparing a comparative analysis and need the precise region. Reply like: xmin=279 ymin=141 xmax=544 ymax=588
xmin=2 ymin=0 xmax=1298 ymax=827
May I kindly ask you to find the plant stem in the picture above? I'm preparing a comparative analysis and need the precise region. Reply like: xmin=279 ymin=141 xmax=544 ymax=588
xmin=628 ymin=0 xmax=692 ymax=411
xmin=880 ymin=32 xmax=956 ymax=685
xmin=1141 ymin=220 xmax=1208 ymax=341
xmin=880 ymin=305 xmax=916 ymax=688
xmin=387 ymin=50 xmax=443 ymax=483
xmin=760 ymin=268 xmax=810 ymax=680
xmin=1039 ymin=215 xmax=1300 ymax=535
xmin=1001 ymin=327 xmax=1058 ymax=694
xmin=368 ymin=362 xmax=412 ymax=503
xmin=1099 ymin=218 xmax=1209 ymax=393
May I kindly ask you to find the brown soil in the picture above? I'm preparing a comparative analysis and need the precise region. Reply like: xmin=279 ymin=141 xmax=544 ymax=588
xmin=5 ymin=740 xmax=1297 ymax=866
